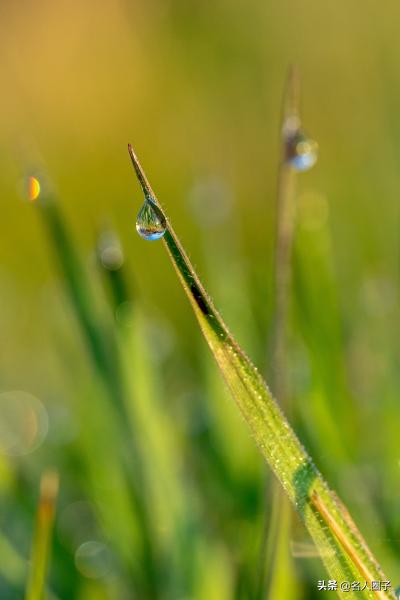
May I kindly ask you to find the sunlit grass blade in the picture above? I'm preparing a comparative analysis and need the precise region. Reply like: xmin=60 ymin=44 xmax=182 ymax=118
xmin=25 ymin=470 xmax=59 ymax=600
xmin=128 ymin=144 xmax=395 ymax=599
xmin=310 ymin=491 xmax=390 ymax=600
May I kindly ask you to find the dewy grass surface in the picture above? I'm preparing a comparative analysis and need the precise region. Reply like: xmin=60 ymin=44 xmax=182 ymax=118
xmin=128 ymin=145 xmax=395 ymax=600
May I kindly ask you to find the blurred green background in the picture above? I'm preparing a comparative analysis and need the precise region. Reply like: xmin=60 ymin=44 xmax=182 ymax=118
xmin=1 ymin=1 xmax=400 ymax=598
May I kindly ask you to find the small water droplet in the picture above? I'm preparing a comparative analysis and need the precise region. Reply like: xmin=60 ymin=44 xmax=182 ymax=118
xmin=286 ymin=129 xmax=318 ymax=172
xmin=136 ymin=197 xmax=166 ymax=241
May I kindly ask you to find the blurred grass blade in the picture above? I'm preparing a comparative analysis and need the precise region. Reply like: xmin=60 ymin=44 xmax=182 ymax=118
xmin=0 ymin=533 xmax=28 ymax=588
xmin=259 ymin=65 xmax=302 ymax=600
xmin=128 ymin=144 xmax=395 ymax=599
xmin=34 ymin=187 xmax=126 ymax=416
xmin=271 ymin=64 xmax=299 ymax=404
xmin=25 ymin=470 xmax=59 ymax=600
xmin=30 ymin=180 xmax=159 ymax=597
xmin=261 ymin=64 xmax=322 ymax=599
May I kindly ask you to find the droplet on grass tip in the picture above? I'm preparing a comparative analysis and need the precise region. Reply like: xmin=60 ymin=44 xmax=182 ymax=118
xmin=286 ymin=129 xmax=318 ymax=172
xmin=136 ymin=197 xmax=166 ymax=241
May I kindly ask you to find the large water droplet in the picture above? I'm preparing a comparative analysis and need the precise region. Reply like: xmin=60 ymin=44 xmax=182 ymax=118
xmin=136 ymin=197 xmax=166 ymax=241
xmin=286 ymin=129 xmax=318 ymax=172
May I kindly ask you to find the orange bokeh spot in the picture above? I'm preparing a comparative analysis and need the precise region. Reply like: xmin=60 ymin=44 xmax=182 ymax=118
xmin=28 ymin=176 xmax=41 ymax=202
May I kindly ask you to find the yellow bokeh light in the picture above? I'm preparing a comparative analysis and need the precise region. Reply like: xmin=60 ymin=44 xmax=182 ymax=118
xmin=28 ymin=176 xmax=41 ymax=202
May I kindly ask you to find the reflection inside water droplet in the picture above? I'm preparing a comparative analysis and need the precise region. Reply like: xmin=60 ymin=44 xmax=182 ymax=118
xmin=0 ymin=391 xmax=48 ymax=456
xmin=136 ymin=197 xmax=166 ymax=241
xmin=286 ymin=129 xmax=318 ymax=172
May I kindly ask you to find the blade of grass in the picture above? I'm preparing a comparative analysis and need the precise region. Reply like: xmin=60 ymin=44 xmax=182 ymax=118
xmin=271 ymin=64 xmax=299 ymax=406
xmin=97 ymin=228 xmax=235 ymax=598
xmin=258 ymin=64 xmax=301 ymax=600
xmin=311 ymin=491 xmax=390 ymax=600
xmin=97 ymin=231 xmax=195 ymax=595
xmin=0 ymin=532 xmax=28 ymax=587
xmin=30 ymin=186 xmax=126 ymax=417
xmin=192 ymin=202 xmax=265 ymax=593
xmin=29 ymin=180 xmax=159 ymax=598
xmin=128 ymin=144 xmax=395 ymax=599
xmin=25 ymin=470 xmax=59 ymax=600
xmin=293 ymin=202 xmax=354 ymax=460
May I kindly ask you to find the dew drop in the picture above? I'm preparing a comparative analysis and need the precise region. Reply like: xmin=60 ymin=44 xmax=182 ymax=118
xmin=136 ymin=197 xmax=166 ymax=241
xmin=286 ymin=129 xmax=318 ymax=172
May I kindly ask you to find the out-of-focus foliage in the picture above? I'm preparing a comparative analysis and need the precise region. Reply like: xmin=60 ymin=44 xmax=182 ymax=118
xmin=1 ymin=1 xmax=400 ymax=599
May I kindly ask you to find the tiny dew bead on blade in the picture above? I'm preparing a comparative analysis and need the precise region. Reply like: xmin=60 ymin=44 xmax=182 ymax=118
xmin=285 ymin=128 xmax=318 ymax=172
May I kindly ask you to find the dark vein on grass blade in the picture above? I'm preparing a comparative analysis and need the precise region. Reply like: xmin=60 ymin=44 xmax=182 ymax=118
xmin=127 ymin=144 xmax=395 ymax=599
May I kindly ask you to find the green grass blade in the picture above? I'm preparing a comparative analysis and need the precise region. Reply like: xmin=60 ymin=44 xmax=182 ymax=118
xmin=25 ymin=470 xmax=59 ymax=600
xmin=127 ymin=145 xmax=395 ymax=599
xmin=260 ymin=65 xmax=302 ymax=600
xmin=29 ymin=180 xmax=160 ymax=597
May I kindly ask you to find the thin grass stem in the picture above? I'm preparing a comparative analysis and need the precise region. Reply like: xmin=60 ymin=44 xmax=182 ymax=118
xmin=257 ymin=65 xmax=301 ymax=599
xmin=25 ymin=470 xmax=59 ymax=600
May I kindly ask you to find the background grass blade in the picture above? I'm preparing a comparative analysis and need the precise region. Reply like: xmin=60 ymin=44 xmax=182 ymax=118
xmin=31 ymin=181 xmax=160 ymax=597
xmin=128 ymin=144 xmax=395 ymax=599
xmin=25 ymin=470 xmax=59 ymax=600
xmin=258 ymin=65 xmax=302 ymax=600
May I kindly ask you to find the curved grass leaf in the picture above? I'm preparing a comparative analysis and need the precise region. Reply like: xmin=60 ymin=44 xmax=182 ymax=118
xmin=128 ymin=145 xmax=395 ymax=599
